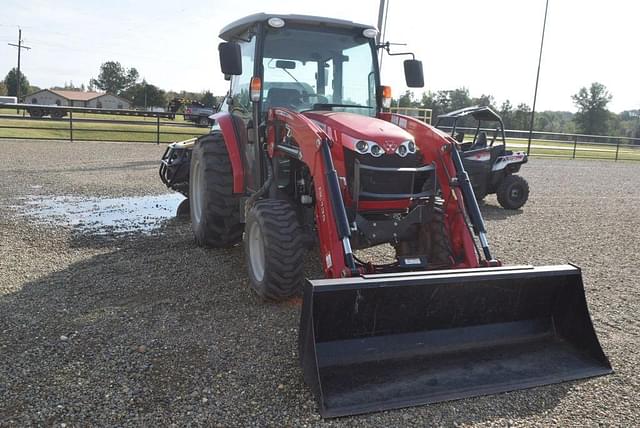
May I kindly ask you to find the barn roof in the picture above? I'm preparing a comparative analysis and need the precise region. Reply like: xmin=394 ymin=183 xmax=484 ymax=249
xmin=27 ymin=89 xmax=128 ymax=103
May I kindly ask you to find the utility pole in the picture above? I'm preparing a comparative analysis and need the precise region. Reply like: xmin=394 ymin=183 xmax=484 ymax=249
xmin=527 ymin=0 xmax=549 ymax=153
xmin=8 ymin=29 xmax=31 ymax=105
xmin=376 ymin=0 xmax=390 ymax=70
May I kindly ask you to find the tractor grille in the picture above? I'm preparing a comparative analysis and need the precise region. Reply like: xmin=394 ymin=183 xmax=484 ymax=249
xmin=344 ymin=150 xmax=435 ymax=201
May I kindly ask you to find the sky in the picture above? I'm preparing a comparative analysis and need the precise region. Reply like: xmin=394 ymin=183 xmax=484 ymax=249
xmin=1 ymin=0 xmax=638 ymax=112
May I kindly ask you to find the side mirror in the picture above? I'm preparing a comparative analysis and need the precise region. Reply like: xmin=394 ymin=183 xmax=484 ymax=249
xmin=404 ymin=59 xmax=424 ymax=88
xmin=219 ymin=42 xmax=242 ymax=76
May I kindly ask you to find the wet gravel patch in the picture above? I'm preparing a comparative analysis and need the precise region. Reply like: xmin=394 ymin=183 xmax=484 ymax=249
xmin=0 ymin=139 xmax=638 ymax=426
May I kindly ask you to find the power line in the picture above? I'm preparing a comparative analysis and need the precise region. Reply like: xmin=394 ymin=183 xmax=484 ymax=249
xmin=8 ymin=28 xmax=31 ymax=104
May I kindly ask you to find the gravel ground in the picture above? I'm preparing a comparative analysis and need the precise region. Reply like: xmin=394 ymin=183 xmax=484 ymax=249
xmin=0 ymin=139 xmax=638 ymax=426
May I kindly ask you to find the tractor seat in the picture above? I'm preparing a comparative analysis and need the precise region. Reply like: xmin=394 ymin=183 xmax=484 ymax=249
xmin=265 ymin=88 xmax=302 ymax=109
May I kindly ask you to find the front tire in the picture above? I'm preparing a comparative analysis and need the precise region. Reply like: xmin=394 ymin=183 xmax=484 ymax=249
xmin=189 ymin=133 xmax=243 ymax=247
xmin=244 ymin=199 xmax=305 ymax=301
xmin=497 ymin=174 xmax=529 ymax=210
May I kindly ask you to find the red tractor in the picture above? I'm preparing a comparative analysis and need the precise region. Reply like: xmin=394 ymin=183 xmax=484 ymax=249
xmin=160 ymin=13 xmax=611 ymax=418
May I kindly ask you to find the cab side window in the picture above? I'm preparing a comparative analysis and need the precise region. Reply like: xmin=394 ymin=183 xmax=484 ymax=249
xmin=229 ymin=35 xmax=256 ymax=119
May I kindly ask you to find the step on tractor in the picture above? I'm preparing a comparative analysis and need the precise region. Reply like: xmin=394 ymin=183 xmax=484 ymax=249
xmin=435 ymin=106 xmax=530 ymax=209
xmin=159 ymin=13 xmax=611 ymax=418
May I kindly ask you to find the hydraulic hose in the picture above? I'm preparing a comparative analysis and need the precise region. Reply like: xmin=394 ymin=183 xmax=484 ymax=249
xmin=449 ymin=144 xmax=494 ymax=261
xmin=319 ymin=138 xmax=357 ymax=273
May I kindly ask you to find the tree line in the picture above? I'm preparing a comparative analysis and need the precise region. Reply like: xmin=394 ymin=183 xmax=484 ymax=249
xmin=1 ymin=61 xmax=219 ymax=110
xmin=395 ymin=83 xmax=639 ymax=139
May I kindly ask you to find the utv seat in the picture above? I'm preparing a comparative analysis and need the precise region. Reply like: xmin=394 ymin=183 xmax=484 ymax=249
xmin=469 ymin=131 xmax=488 ymax=150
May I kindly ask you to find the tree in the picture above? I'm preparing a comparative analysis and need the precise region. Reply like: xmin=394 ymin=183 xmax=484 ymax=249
xmin=3 ymin=68 xmax=30 ymax=99
xmin=200 ymin=90 xmax=217 ymax=107
xmin=571 ymin=82 xmax=612 ymax=135
xmin=0 ymin=81 xmax=7 ymax=96
xmin=89 ymin=61 xmax=139 ymax=95
xmin=121 ymin=80 xmax=166 ymax=108
xmin=500 ymin=100 xmax=514 ymax=129
xmin=512 ymin=103 xmax=531 ymax=130
xmin=448 ymin=88 xmax=471 ymax=111
xmin=471 ymin=94 xmax=495 ymax=109
xmin=398 ymin=90 xmax=418 ymax=107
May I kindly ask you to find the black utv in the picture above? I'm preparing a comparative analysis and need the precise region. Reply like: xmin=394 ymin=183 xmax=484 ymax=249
xmin=436 ymin=106 xmax=529 ymax=209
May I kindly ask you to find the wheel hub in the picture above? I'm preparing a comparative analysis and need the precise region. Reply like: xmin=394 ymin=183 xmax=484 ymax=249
xmin=192 ymin=159 xmax=202 ymax=224
xmin=249 ymin=221 xmax=265 ymax=282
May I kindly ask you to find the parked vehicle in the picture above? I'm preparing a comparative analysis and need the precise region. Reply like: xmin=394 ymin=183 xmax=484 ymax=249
xmin=436 ymin=106 xmax=530 ymax=209
xmin=184 ymin=102 xmax=215 ymax=126
xmin=159 ymin=13 xmax=611 ymax=418
xmin=0 ymin=96 xmax=18 ymax=104
xmin=167 ymin=97 xmax=215 ymax=126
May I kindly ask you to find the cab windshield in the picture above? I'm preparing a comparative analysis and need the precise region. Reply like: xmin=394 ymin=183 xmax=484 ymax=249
xmin=262 ymin=26 xmax=377 ymax=116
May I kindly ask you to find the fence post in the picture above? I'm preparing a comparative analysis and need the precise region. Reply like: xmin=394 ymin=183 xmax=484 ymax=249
xmin=572 ymin=136 xmax=577 ymax=159
xmin=156 ymin=115 xmax=160 ymax=145
xmin=615 ymin=139 xmax=620 ymax=161
xmin=69 ymin=110 xmax=73 ymax=142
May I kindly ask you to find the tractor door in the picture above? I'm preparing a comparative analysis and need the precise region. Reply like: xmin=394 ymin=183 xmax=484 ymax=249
xmin=223 ymin=33 xmax=261 ymax=192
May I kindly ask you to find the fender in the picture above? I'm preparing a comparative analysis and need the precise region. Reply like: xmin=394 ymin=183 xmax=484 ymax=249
xmin=211 ymin=112 xmax=244 ymax=194
xmin=492 ymin=151 xmax=528 ymax=172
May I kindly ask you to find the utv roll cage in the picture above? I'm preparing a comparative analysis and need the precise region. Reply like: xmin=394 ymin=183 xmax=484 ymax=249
xmin=435 ymin=106 xmax=507 ymax=150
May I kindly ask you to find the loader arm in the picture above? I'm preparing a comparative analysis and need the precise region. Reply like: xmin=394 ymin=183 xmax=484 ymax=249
xmin=379 ymin=112 xmax=479 ymax=268
xmin=266 ymin=108 xmax=354 ymax=278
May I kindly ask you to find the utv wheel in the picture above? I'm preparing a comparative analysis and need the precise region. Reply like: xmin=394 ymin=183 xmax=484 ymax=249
xmin=497 ymin=174 xmax=529 ymax=210
xmin=190 ymin=133 xmax=243 ymax=247
xmin=244 ymin=199 xmax=305 ymax=301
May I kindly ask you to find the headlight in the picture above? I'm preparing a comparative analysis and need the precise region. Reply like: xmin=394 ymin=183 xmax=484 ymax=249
xmin=370 ymin=144 xmax=383 ymax=157
xmin=397 ymin=140 xmax=416 ymax=157
xmin=267 ymin=17 xmax=285 ymax=28
xmin=355 ymin=140 xmax=369 ymax=154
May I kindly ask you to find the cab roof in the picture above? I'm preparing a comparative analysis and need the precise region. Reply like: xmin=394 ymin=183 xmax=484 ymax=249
xmin=219 ymin=13 xmax=376 ymax=41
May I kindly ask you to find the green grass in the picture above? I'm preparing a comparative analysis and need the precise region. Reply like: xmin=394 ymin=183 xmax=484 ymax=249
xmin=504 ymin=138 xmax=640 ymax=161
xmin=0 ymin=114 xmax=208 ymax=143
xmin=0 ymin=107 xmax=189 ymax=123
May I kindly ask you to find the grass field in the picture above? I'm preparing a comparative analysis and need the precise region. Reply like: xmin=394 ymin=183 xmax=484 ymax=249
xmin=505 ymin=138 xmax=640 ymax=161
xmin=0 ymin=110 xmax=208 ymax=143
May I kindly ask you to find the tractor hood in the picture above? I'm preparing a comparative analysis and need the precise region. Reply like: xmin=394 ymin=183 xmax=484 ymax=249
xmin=304 ymin=111 xmax=414 ymax=152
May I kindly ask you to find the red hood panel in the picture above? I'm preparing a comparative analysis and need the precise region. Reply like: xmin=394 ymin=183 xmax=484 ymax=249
xmin=303 ymin=111 xmax=413 ymax=144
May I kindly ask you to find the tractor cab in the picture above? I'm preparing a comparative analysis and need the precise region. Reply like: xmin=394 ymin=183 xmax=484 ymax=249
xmin=217 ymin=13 xmax=424 ymax=194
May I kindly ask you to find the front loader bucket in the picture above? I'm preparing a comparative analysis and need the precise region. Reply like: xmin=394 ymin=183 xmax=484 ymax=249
xmin=299 ymin=264 xmax=612 ymax=417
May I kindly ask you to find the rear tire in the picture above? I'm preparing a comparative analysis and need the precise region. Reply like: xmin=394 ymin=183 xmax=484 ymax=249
xmin=497 ymin=174 xmax=529 ymax=210
xmin=244 ymin=199 xmax=305 ymax=301
xmin=189 ymin=133 xmax=243 ymax=247
xmin=198 ymin=116 xmax=209 ymax=127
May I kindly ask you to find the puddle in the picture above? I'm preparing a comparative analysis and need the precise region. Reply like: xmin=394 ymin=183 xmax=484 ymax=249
xmin=17 ymin=193 xmax=186 ymax=235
